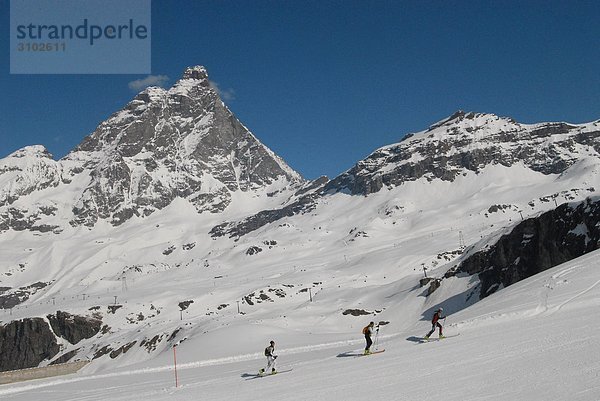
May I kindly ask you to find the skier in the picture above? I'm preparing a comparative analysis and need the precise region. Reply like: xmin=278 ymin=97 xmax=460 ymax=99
xmin=362 ymin=321 xmax=376 ymax=355
xmin=259 ymin=340 xmax=277 ymax=375
xmin=424 ymin=307 xmax=446 ymax=340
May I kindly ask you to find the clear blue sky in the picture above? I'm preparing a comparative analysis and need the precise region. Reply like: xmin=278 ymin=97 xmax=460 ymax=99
xmin=1 ymin=1 xmax=599 ymax=179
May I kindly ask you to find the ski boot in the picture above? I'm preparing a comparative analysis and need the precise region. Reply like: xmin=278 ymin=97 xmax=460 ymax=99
xmin=271 ymin=368 xmax=277 ymax=375
xmin=439 ymin=335 xmax=445 ymax=339
xmin=259 ymin=368 xmax=265 ymax=376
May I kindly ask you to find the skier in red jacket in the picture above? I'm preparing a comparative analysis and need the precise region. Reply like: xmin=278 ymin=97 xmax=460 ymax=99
xmin=424 ymin=308 xmax=446 ymax=340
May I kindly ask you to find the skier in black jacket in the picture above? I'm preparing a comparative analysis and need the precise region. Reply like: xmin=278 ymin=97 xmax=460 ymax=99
xmin=259 ymin=340 xmax=277 ymax=375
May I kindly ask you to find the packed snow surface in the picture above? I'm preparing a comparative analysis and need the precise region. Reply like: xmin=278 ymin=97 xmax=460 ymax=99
xmin=1 ymin=250 xmax=599 ymax=400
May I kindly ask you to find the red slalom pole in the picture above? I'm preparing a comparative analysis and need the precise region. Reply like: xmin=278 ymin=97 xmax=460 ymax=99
xmin=173 ymin=345 xmax=179 ymax=388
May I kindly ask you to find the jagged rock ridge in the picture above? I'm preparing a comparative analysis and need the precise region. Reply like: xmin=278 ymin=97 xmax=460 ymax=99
xmin=328 ymin=111 xmax=600 ymax=195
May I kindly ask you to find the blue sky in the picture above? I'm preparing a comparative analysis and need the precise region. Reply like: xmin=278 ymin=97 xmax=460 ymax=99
xmin=1 ymin=1 xmax=599 ymax=179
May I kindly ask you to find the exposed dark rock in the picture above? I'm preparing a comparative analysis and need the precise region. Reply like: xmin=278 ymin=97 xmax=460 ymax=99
xmin=178 ymin=300 xmax=194 ymax=311
xmin=107 ymin=305 xmax=123 ymax=314
xmin=47 ymin=311 xmax=102 ymax=345
xmin=0 ymin=282 xmax=49 ymax=309
xmin=210 ymin=191 xmax=319 ymax=238
xmin=243 ymin=290 xmax=276 ymax=305
xmin=49 ymin=349 xmax=80 ymax=365
xmin=109 ymin=341 xmax=137 ymax=359
xmin=488 ymin=204 xmax=512 ymax=213
xmin=267 ymin=288 xmax=286 ymax=298
xmin=182 ymin=242 xmax=196 ymax=251
xmin=0 ymin=318 xmax=60 ymax=372
xmin=246 ymin=246 xmax=263 ymax=255
xmin=419 ymin=277 xmax=433 ymax=287
xmin=167 ymin=329 xmax=181 ymax=342
xmin=427 ymin=279 xmax=442 ymax=296
xmin=140 ymin=334 xmax=163 ymax=352
xmin=93 ymin=345 xmax=113 ymax=360
xmin=162 ymin=245 xmax=176 ymax=255
xmin=342 ymin=309 xmax=372 ymax=316
xmin=455 ymin=197 xmax=600 ymax=298
xmin=243 ymin=295 xmax=254 ymax=306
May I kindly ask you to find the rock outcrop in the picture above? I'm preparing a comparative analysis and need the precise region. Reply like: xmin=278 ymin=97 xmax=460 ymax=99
xmin=0 ymin=318 xmax=59 ymax=372
xmin=47 ymin=311 xmax=102 ymax=345
xmin=455 ymin=196 xmax=600 ymax=298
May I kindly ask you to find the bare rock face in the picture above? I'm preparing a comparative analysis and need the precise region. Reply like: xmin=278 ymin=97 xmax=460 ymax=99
xmin=0 ymin=66 xmax=303 ymax=232
xmin=0 ymin=312 xmax=103 ymax=371
xmin=67 ymin=66 xmax=302 ymax=227
xmin=455 ymin=196 xmax=600 ymax=298
xmin=0 ymin=318 xmax=60 ymax=372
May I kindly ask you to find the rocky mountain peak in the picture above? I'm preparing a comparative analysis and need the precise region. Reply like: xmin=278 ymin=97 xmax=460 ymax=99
xmin=182 ymin=65 xmax=209 ymax=80
xmin=0 ymin=66 xmax=303 ymax=231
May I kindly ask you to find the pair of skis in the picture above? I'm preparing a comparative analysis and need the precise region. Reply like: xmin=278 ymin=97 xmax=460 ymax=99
xmin=362 ymin=349 xmax=386 ymax=356
xmin=245 ymin=368 xmax=293 ymax=380
xmin=420 ymin=333 xmax=460 ymax=343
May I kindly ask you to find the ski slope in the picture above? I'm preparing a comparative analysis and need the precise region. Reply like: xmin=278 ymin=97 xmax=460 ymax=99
xmin=2 ymin=249 xmax=599 ymax=401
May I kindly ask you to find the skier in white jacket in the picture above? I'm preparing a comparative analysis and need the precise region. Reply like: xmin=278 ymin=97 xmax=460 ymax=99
xmin=259 ymin=340 xmax=277 ymax=375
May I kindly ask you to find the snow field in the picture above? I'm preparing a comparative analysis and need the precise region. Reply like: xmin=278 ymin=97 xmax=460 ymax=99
xmin=2 ymin=250 xmax=600 ymax=400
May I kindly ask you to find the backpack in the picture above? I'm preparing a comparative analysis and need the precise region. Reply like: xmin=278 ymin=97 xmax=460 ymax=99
xmin=362 ymin=326 xmax=370 ymax=335
xmin=264 ymin=346 xmax=271 ymax=356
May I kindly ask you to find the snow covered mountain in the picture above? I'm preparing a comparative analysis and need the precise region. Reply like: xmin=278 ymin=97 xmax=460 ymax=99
xmin=1 ymin=75 xmax=600 ymax=390
xmin=212 ymin=110 xmax=600 ymax=238
xmin=329 ymin=110 xmax=599 ymax=194
xmin=0 ymin=66 xmax=303 ymax=232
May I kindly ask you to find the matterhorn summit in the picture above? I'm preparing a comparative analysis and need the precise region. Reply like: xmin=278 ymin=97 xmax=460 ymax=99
xmin=0 ymin=66 xmax=304 ymax=232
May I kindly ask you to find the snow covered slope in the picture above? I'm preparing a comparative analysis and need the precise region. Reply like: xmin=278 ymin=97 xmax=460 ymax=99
xmin=2 ymin=249 xmax=599 ymax=401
